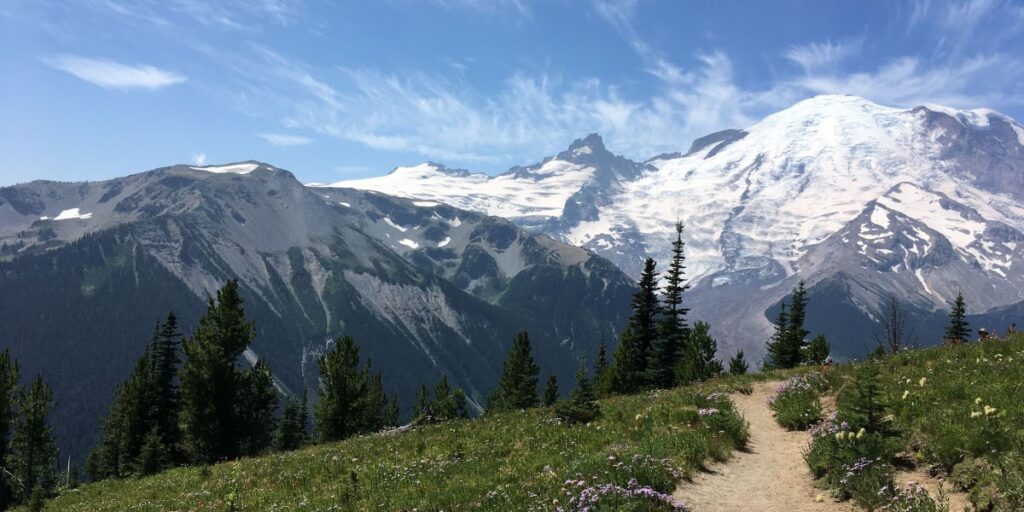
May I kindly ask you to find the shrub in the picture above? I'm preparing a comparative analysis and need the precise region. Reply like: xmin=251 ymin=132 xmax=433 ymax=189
xmin=804 ymin=413 xmax=902 ymax=504
xmin=837 ymin=457 xmax=894 ymax=510
xmin=877 ymin=482 xmax=948 ymax=512
xmin=768 ymin=375 xmax=824 ymax=430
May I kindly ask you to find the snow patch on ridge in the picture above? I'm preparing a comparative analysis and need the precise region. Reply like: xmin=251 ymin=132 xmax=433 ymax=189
xmin=53 ymin=208 xmax=92 ymax=221
xmin=190 ymin=163 xmax=260 ymax=175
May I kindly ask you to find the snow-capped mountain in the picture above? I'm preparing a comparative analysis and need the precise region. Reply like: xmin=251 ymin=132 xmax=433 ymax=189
xmin=0 ymin=163 xmax=634 ymax=462
xmin=331 ymin=95 xmax=1024 ymax=360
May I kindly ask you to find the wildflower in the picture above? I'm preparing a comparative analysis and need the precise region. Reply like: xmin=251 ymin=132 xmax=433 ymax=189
xmin=814 ymin=494 xmax=824 ymax=503
xmin=634 ymin=413 xmax=643 ymax=421
xmin=984 ymin=405 xmax=997 ymax=416
xmin=971 ymin=411 xmax=982 ymax=419
xmin=975 ymin=397 xmax=983 ymax=404
xmin=856 ymin=428 xmax=866 ymax=440
xmin=836 ymin=431 xmax=845 ymax=441
xmin=902 ymin=390 xmax=910 ymax=400
xmin=918 ymin=377 xmax=927 ymax=387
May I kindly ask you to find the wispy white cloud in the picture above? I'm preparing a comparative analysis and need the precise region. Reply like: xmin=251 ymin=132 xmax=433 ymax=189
xmin=96 ymin=0 xmax=303 ymax=29
xmin=785 ymin=38 xmax=863 ymax=72
xmin=790 ymin=54 xmax=1024 ymax=108
xmin=192 ymin=152 xmax=208 ymax=165
xmin=258 ymin=133 xmax=313 ymax=146
xmin=593 ymin=0 xmax=646 ymax=54
xmin=42 ymin=55 xmax=187 ymax=90
xmin=426 ymin=0 xmax=531 ymax=17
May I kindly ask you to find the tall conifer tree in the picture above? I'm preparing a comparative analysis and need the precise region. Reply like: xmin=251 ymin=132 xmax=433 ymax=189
xmin=487 ymin=331 xmax=540 ymax=413
xmin=679 ymin=321 xmax=720 ymax=382
xmin=315 ymin=336 xmax=368 ymax=442
xmin=612 ymin=259 xmax=659 ymax=392
xmin=542 ymin=375 xmax=559 ymax=406
xmin=273 ymin=394 xmax=308 ymax=452
xmin=11 ymin=376 xmax=57 ymax=501
xmin=592 ymin=341 xmax=614 ymax=397
xmin=649 ymin=223 xmax=689 ymax=388
xmin=151 ymin=312 xmax=182 ymax=458
xmin=764 ymin=301 xmax=791 ymax=369
xmin=786 ymin=281 xmax=810 ymax=360
xmin=179 ymin=280 xmax=275 ymax=463
xmin=944 ymin=292 xmax=970 ymax=343
xmin=0 ymin=351 xmax=19 ymax=509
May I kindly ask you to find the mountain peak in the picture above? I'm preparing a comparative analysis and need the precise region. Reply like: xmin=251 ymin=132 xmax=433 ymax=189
xmin=568 ymin=133 xmax=605 ymax=152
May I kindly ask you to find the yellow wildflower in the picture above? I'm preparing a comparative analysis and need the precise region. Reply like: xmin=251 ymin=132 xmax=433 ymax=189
xmin=984 ymin=405 xmax=998 ymax=416
xmin=975 ymin=397 xmax=983 ymax=404
xmin=856 ymin=428 xmax=866 ymax=440
xmin=971 ymin=411 xmax=982 ymax=419
xmin=835 ymin=432 xmax=845 ymax=441
xmin=918 ymin=377 xmax=927 ymax=387
xmin=902 ymin=390 xmax=910 ymax=400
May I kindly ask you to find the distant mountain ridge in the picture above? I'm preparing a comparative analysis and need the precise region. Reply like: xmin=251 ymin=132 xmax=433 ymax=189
xmin=330 ymin=95 xmax=1024 ymax=361
xmin=0 ymin=162 xmax=635 ymax=463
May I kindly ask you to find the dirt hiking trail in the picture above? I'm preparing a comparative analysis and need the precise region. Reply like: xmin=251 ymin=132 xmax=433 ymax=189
xmin=674 ymin=381 xmax=971 ymax=511
xmin=674 ymin=381 xmax=857 ymax=512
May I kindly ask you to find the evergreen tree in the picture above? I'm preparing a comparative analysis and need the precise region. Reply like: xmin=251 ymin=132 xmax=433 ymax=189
xmin=236 ymin=360 xmax=277 ymax=456
xmin=764 ymin=301 xmax=794 ymax=369
xmin=89 ymin=344 xmax=160 ymax=479
xmin=11 ymin=376 xmax=57 ymax=502
xmin=431 ymin=375 xmax=468 ymax=421
xmin=611 ymin=327 xmax=641 ymax=394
xmin=728 ymin=351 xmax=748 ymax=376
xmin=555 ymin=358 xmax=600 ymax=424
xmin=449 ymin=389 xmax=469 ymax=420
xmin=179 ymin=280 xmax=270 ymax=463
xmin=0 ymin=351 xmax=19 ymax=509
xmin=136 ymin=427 xmax=170 ymax=476
xmin=944 ymin=292 xmax=970 ymax=343
xmin=273 ymin=396 xmax=308 ymax=452
xmin=315 ymin=336 xmax=368 ymax=442
xmin=786 ymin=281 xmax=810 ymax=357
xmin=384 ymin=394 xmax=400 ymax=427
xmin=678 ymin=321 xmax=719 ymax=382
xmin=88 ymin=313 xmax=185 ymax=480
xmin=151 ymin=312 xmax=182 ymax=459
xmin=487 ymin=331 xmax=540 ymax=413
xmin=360 ymin=368 xmax=388 ymax=433
xmin=630 ymin=258 xmax=660 ymax=387
xmin=542 ymin=374 xmax=559 ymax=406
xmin=592 ymin=341 xmax=614 ymax=397
xmin=803 ymin=334 xmax=830 ymax=365
xmin=412 ymin=384 xmax=431 ymax=420
xmin=648 ymin=223 xmax=690 ymax=388
xmin=839 ymin=363 xmax=893 ymax=435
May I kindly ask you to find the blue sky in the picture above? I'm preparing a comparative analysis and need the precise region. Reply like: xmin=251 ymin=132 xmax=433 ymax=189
xmin=2 ymin=0 xmax=1023 ymax=186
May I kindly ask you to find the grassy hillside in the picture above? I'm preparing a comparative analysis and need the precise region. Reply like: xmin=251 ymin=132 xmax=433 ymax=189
xmin=40 ymin=377 xmax=761 ymax=511
xmin=39 ymin=335 xmax=1024 ymax=511
xmin=859 ymin=333 xmax=1024 ymax=510
xmin=801 ymin=333 xmax=1024 ymax=510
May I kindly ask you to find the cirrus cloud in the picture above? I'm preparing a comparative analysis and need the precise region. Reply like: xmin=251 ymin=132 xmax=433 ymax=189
xmin=42 ymin=55 xmax=186 ymax=90
xmin=258 ymin=133 xmax=313 ymax=146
